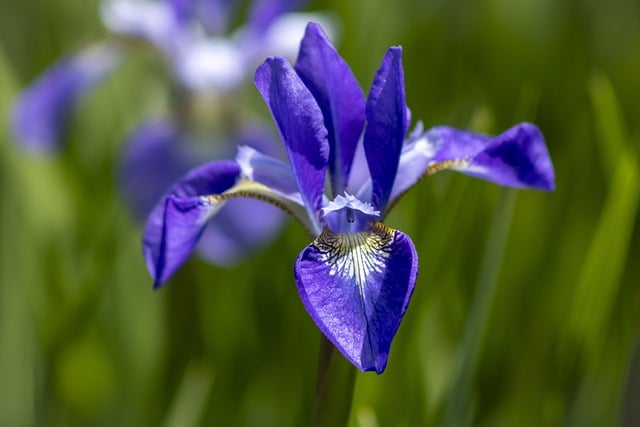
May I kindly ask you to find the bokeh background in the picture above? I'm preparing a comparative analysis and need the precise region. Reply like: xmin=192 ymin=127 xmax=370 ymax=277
xmin=1 ymin=0 xmax=639 ymax=426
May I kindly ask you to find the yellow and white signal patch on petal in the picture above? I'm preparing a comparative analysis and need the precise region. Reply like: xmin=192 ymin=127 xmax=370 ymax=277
xmin=294 ymin=222 xmax=418 ymax=373
xmin=314 ymin=222 xmax=393 ymax=290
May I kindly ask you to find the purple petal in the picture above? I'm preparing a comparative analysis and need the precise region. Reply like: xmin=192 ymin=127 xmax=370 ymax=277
xmin=389 ymin=123 xmax=555 ymax=203
xmin=295 ymin=23 xmax=366 ymax=195
xmin=465 ymin=123 xmax=555 ymax=190
xmin=236 ymin=145 xmax=303 ymax=205
xmin=254 ymin=57 xmax=329 ymax=229
xmin=142 ymin=161 xmax=240 ymax=288
xmin=295 ymin=223 xmax=418 ymax=373
xmin=363 ymin=47 xmax=408 ymax=211
xmin=10 ymin=44 xmax=119 ymax=154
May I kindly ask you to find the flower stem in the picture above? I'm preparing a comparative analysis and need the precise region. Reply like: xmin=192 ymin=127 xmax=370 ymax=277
xmin=312 ymin=335 xmax=356 ymax=427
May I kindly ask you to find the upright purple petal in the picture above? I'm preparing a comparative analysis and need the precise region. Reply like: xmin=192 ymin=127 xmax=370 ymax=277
xmin=142 ymin=161 xmax=240 ymax=287
xmin=11 ymin=44 xmax=120 ymax=154
xmin=295 ymin=22 xmax=366 ymax=195
xmin=363 ymin=47 xmax=408 ymax=211
xmin=254 ymin=57 xmax=329 ymax=229
xmin=388 ymin=123 xmax=555 ymax=205
xmin=295 ymin=223 xmax=418 ymax=373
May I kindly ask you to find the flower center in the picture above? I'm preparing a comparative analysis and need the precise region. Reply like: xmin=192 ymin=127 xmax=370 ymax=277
xmin=322 ymin=193 xmax=380 ymax=233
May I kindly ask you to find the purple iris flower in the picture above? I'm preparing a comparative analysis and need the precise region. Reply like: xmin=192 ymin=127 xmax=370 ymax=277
xmin=11 ymin=0 xmax=332 ymax=153
xmin=144 ymin=22 xmax=554 ymax=373
xmin=11 ymin=0 xmax=333 ymax=266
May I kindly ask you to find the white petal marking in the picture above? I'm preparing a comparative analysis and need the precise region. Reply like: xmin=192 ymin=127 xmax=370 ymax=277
xmin=314 ymin=223 xmax=394 ymax=296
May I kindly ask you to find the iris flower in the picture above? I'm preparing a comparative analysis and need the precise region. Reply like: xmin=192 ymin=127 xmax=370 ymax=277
xmin=11 ymin=0 xmax=332 ymax=266
xmin=145 ymin=22 xmax=554 ymax=373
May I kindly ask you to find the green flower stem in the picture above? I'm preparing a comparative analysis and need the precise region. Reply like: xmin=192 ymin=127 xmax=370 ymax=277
xmin=313 ymin=335 xmax=357 ymax=427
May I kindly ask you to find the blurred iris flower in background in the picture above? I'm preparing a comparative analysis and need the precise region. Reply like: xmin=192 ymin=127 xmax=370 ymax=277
xmin=143 ymin=23 xmax=555 ymax=373
xmin=11 ymin=0 xmax=335 ymax=266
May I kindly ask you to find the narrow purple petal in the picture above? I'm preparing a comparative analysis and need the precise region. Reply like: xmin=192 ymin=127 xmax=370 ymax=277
xmin=363 ymin=47 xmax=408 ymax=211
xmin=295 ymin=22 xmax=366 ymax=195
xmin=154 ymin=195 xmax=218 ymax=286
xmin=295 ymin=223 xmax=418 ymax=373
xmin=388 ymin=123 xmax=555 ymax=204
xmin=254 ymin=57 xmax=329 ymax=227
xmin=11 ymin=44 xmax=119 ymax=154
xmin=142 ymin=161 xmax=240 ymax=288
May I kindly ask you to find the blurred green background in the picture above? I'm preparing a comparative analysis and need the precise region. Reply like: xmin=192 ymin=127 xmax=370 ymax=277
xmin=1 ymin=0 xmax=639 ymax=426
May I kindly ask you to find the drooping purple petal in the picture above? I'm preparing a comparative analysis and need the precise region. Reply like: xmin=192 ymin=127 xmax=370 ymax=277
xmin=464 ymin=123 xmax=555 ymax=190
xmin=363 ymin=47 xmax=408 ymax=212
xmin=155 ymin=195 xmax=221 ymax=286
xmin=295 ymin=223 xmax=418 ymax=373
xmin=10 ymin=43 xmax=120 ymax=154
xmin=388 ymin=123 xmax=555 ymax=205
xmin=254 ymin=56 xmax=329 ymax=230
xmin=142 ymin=161 xmax=240 ymax=288
xmin=295 ymin=22 xmax=366 ymax=195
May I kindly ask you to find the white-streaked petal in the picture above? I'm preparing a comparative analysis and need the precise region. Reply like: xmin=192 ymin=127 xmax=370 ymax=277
xmin=295 ymin=223 xmax=418 ymax=373
xmin=236 ymin=145 xmax=304 ymax=205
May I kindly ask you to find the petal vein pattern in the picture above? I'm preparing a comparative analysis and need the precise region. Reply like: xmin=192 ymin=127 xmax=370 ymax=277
xmin=318 ymin=226 xmax=391 ymax=291
xmin=295 ymin=223 xmax=418 ymax=373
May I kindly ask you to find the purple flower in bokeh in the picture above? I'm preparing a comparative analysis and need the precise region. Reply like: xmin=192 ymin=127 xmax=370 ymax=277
xmin=142 ymin=23 xmax=555 ymax=373
xmin=11 ymin=0 xmax=334 ymax=266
